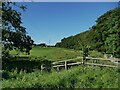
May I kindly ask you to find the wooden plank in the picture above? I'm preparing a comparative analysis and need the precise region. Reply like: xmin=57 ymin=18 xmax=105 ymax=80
xmin=53 ymin=62 xmax=82 ymax=68
xmin=57 ymin=66 xmax=59 ymax=71
xmin=53 ymin=57 xmax=113 ymax=65
xmin=41 ymin=64 xmax=45 ymax=72
xmin=53 ymin=64 xmax=65 ymax=68
xmin=65 ymin=61 xmax=67 ymax=70
xmin=85 ymin=63 xmax=117 ymax=68
xmin=52 ymin=56 xmax=118 ymax=70
xmin=67 ymin=62 xmax=82 ymax=66
xmin=114 ymin=59 xmax=120 ymax=62
xmin=53 ymin=62 xmax=117 ymax=70
xmin=52 ymin=57 xmax=83 ymax=64
xmin=86 ymin=57 xmax=111 ymax=61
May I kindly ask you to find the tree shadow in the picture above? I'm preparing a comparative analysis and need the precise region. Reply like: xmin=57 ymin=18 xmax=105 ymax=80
xmin=2 ymin=57 xmax=52 ymax=73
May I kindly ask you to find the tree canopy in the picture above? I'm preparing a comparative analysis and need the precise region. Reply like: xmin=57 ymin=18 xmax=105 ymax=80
xmin=55 ymin=8 xmax=120 ymax=58
xmin=2 ymin=2 xmax=34 ymax=56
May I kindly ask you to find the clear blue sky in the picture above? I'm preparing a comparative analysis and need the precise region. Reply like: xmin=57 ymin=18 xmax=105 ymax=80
xmin=17 ymin=2 xmax=118 ymax=45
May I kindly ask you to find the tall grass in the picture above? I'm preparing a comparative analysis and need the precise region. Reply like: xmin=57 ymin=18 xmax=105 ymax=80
xmin=2 ymin=65 xmax=119 ymax=89
xmin=3 ymin=47 xmax=117 ymax=89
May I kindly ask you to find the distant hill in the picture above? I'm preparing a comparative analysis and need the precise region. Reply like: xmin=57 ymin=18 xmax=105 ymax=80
xmin=55 ymin=8 xmax=120 ymax=58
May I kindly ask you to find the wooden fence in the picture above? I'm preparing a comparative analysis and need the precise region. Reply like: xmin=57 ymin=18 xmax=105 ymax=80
xmin=51 ymin=57 xmax=119 ymax=71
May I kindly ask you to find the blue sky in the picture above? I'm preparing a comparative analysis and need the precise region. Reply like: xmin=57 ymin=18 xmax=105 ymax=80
xmin=17 ymin=2 xmax=118 ymax=45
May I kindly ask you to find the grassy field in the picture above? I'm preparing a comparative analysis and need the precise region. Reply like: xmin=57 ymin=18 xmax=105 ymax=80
xmin=30 ymin=47 xmax=83 ymax=61
xmin=3 ymin=46 xmax=119 ymax=89
xmin=10 ymin=46 xmax=104 ymax=61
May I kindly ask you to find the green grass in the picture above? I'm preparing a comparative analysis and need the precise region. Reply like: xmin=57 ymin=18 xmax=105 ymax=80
xmin=2 ymin=65 xmax=119 ymax=88
xmin=10 ymin=46 xmax=104 ymax=61
xmin=3 ymin=47 xmax=118 ymax=89
xmin=10 ymin=46 xmax=83 ymax=61
xmin=89 ymin=50 xmax=104 ymax=58
xmin=30 ymin=47 xmax=82 ymax=61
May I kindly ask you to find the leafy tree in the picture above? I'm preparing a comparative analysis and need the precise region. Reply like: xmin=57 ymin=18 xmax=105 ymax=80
xmin=38 ymin=43 xmax=47 ymax=47
xmin=95 ymin=8 xmax=120 ymax=57
xmin=55 ymin=42 xmax=61 ymax=47
xmin=56 ymin=8 xmax=120 ymax=58
xmin=2 ymin=2 xmax=34 ymax=57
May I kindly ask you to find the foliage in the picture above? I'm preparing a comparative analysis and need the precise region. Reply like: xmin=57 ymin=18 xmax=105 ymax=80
xmin=2 ymin=2 xmax=34 ymax=56
xmin=55 ymin=8 xmax=120 ymax=58
xmin=83 ymin=45 xmax=90 ymax=60
xmin=2 ymin=66 xmax=119 ymax=89
xmin=95 ymin=8 xmax=120 ymax=57
xmin=2 ymin=47 xmax=117 ymax=89
xmin=36 ymin=43 xmax=47 ymax=47
xmin=89 ymin=50 xmax=104 ymax=58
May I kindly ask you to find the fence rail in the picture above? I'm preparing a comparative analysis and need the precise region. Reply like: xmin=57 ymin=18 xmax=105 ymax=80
xmin=52 ymin=57 xmax=83 ymax=64
xmin=85 ymin=63 xmax=117 ymax=68
xmin=52 ymin=57 xmax=119 ymax=71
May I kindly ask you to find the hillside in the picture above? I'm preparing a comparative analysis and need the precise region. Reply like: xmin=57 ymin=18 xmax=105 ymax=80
xmin=55 ymin=8 xmax=120 ymax=58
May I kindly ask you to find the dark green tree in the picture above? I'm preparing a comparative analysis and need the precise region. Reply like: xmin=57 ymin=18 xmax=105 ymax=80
xmin=56 ymin=8 xmax=120 ymax=58
xmin=95 ymin=8 xmax=120 ymax=57
xmin=2 ymin=2 xmax=34 ymax=57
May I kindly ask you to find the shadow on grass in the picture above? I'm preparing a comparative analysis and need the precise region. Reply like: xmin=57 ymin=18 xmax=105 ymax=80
xmin=2 ymin=56 xmax=53 ymax=73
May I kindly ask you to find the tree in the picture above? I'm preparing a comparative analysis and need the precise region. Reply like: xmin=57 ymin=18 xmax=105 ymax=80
xmin=56 ymin=8 xmax=120 ymax=58
xmin=38 ymin=43 xmax=47 ymax=47
xmin=2 ymin=2 xmax=34 ymax=57
xmin=55 ymin=42 xmax=61 ymax=47
xmin=95 ymin=8 xmax=120 ymax=57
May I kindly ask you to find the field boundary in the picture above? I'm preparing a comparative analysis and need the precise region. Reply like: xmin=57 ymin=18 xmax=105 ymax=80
xmin=52 ymin=57 xmax=119 ymax=71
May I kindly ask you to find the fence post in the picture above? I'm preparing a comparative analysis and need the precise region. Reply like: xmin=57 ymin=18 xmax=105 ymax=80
xmin=65 ymin=61 xmax=67 ymax=70
xmin=117 ymin=58 xmax=119 ymax=67
xmin=82 ymin=57 xmax=83 ymax=64
xmin=92 ymin=59 xmax=94 ymax=67
xmin=57 ymin=66 xmax=59 ymax=71
xmin=41 ymin=64 xmax=44 ymax=72
xmin=82 ymin=57 xmax=85 ymax=65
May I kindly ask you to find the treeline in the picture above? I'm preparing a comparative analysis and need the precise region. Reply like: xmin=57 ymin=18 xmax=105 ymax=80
xmin=33 ymin=43 xmax=55 ymax=47
xmin=55 ymin=8 xmax=120 ymax=58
